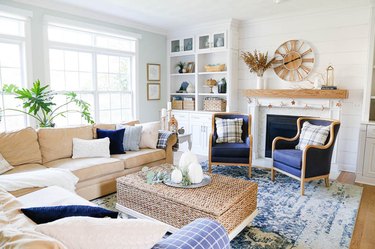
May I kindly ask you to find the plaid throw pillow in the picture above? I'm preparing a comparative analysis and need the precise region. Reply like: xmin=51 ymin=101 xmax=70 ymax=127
xmin=296 ymin=121 xmax=330 ymax=150
xmin=215 ymin=117 xmax=243 ymax=143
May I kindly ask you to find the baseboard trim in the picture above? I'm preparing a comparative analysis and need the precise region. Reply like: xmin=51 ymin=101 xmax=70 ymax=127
xmin=355 ymin=174 xmax=375 ymax=186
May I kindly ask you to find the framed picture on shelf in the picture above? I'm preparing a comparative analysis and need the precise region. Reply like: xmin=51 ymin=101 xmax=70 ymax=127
xmin=147 ymin=63 xmax=161 ymax=81
xmin=186 ymin=62 xmax=195 ymax=73
xmin=147 ymin=83 xmax=160 ymax=100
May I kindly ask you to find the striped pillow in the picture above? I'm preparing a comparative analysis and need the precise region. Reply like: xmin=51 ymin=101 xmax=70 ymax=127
xmin=215 ymin=117 xmax=243 ymax=143
xmin=296 ymin=121 xmax=330 ymax=150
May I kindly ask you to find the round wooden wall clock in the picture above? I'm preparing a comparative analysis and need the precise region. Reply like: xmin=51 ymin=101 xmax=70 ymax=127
xmin=273 ymin=40 xmax=315 ymax=82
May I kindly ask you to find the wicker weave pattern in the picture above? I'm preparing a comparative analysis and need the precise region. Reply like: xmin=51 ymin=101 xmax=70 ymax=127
xmin=116 ymin=169 xmax=257 ymax=233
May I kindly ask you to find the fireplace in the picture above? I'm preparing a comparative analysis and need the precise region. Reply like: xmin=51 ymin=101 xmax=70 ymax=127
xmin=265 ymin=114 xmax=300 ymax=158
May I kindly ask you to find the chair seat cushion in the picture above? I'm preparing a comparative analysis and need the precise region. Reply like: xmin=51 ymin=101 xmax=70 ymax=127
xmin=273 ymin=149 xmax=302 ymax=169
xmin=211 ymin=143 xmax=249 ymax=158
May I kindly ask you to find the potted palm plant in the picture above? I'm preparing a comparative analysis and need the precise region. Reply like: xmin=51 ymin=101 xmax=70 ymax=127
xmin=3 ymin=80 xmax=94 ymax=127
xmin=241 ymin=50 xmax=275 ymax=89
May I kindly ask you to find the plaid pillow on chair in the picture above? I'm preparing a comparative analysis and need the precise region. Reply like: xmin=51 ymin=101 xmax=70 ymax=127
xmin=296 ymin=121 xmax=330 ymax=150
xmin=215 ymin=117 xmax=243 ymax=143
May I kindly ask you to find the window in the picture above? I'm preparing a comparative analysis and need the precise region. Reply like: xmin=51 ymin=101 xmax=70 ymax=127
xmin=47 ymin=22 xmax=137 ymax=126
xmin=0 ymin=14 xmax=28 ymax=131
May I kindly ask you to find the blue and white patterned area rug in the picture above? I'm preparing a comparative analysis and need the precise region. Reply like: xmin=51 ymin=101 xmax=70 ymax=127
xmin=92 ymin=164 xmax=362 ymax=249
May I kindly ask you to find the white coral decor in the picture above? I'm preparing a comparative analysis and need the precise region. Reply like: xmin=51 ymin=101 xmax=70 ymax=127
xmin=170 ymin=168 xmax=183 ymax=184
xmin=178 ymin=151 xmax=198 ymax=172
xmin=187 ymin=162 xmax=204 ymax=184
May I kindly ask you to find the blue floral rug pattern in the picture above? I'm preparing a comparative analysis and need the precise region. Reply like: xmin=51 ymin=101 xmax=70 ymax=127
xmin=93 ymin=164 xmax=362 ymax=249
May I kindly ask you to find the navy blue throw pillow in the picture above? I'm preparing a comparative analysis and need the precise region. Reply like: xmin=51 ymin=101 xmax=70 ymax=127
xmin=21 ymin=205 xmax=118 ymax=224
xmin=97 ymin=128 xmax=125 ymax=154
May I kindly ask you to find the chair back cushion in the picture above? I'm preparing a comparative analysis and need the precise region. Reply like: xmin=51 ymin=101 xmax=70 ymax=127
xmin=296 ymin=121 xmax=330 ymax=150
xmin=215 ymin=117 xmax=243 ymax=143
xmin=213 ymin=114 xmax=249 ymax=142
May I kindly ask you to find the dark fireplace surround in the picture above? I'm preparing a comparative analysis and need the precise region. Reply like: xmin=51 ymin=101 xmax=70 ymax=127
xmin=265 ymin=114 xmax=300 ymax=158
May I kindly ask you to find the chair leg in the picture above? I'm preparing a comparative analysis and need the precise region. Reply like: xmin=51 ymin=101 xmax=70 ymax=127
xmin=300 ymin=180 xmax=305 ymax=196
xmin=248 ymin=165 xmax=252 ymax=178
xmin=208 ymin=162 xmax=212 ymax=173
xmin=325 ymin=177 xmax=330 ymax=187
xmin=271 ymin=168 xmax=275 ymax=181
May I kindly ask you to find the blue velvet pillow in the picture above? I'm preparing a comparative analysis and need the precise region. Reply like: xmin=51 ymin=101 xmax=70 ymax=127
xmin=97 ymin=128 xmax=125 ymax=154
xmin=21 ymin=205 xmax=118 ymax=224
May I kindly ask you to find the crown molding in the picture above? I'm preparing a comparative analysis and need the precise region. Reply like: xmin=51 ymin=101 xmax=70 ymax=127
xmin=12 ymin=0 xmax=168 ymax=35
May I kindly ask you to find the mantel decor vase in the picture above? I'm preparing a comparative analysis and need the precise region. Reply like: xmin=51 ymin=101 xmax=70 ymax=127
xmin=256 ymin=76 xmax=265 ymax=89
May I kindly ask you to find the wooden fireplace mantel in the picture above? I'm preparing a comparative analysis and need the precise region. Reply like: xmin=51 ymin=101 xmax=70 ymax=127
xmin=244 ymin=89 xmax=349 ymax=99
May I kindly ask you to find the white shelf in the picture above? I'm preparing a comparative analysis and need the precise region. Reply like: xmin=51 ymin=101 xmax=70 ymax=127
xmin=170 ymin=93 xmax=196 ymax=96
xmin=198 ymin=93 xmax=227 ymax=96
xmin=198 ymin=71 xmax=227 ymax=75
xmin=170 ymin=73 xmax=195 ymax=76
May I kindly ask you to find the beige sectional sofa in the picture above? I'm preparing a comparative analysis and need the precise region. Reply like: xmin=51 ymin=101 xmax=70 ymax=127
xmin=0 ymin=121 xmax=177 ymax=200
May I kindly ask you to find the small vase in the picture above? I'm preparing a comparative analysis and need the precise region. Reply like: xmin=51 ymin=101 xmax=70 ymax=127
xmin=186 ymin=83 xmax=194 ymax=93
xmin=256 ymin=76 xmax=264 ymax=89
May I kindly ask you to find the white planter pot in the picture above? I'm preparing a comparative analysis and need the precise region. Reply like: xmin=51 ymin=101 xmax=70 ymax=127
xmin=256 ymin=77 xmax=265 ymax=89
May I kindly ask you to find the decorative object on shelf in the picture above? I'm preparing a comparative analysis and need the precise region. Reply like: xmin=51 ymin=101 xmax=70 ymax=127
xmin=205 ymin=78 xmax=217 ymax=93
xmin=171 ymin=99 xmax=183 ymax=110
xmin=177 ymin=81 xmax=189 ymax=93
xmin=147 ymin=83 xmax=160 ymax=100
xmin=217 ymin=77 xmax=227 ymax=93
xmin=203 ymin=97 xmax=227 ymax=112
xmin=147 ymin=63 xmax=161 ymax=81
xmin=186 ymin=62 xmax=195 ymax=73
xmin=178 ymin=127 xmax=185 ymax=134
xmin=183 ymin=98 xmax=195 ymax=110
xmin=168 ymin=114 xmax=178 ymax=132
xmin=241 ymin=50 xmax=275 ymax=89
xmin=186 ymin=82 xmax=195 ymax=93
xmin=204 ymin=64 xmax=225 ymax=72
xmin=326 ymin=65 xmax=335 ymax=86
xmin=3 ymin=80 xmax=94 ymax=128
xmin=176 ymin=61 xmax=185 ymax=74
xmin=273 ymin=40 xmax=315 ymax=82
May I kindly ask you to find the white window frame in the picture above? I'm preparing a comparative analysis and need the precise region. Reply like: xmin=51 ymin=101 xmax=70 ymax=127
xmin=44 ymin=17 xmax=140 ymax=124
xmin=0 ymin=10 xmax=33 ymax=130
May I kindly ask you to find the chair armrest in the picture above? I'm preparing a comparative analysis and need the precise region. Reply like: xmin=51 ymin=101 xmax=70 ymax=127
xmin=272 ymin=136 xmax=299 ymax=151
xmin=152 ymin=218 xmax=230 ymax=249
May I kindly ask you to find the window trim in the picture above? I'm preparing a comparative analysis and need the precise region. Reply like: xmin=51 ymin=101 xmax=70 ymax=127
xmin=44 ymin=18 xmax=139 ymax=124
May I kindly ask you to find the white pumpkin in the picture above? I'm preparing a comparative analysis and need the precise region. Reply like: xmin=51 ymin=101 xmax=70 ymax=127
xmin=178 ymin=151 xmax=198 ymax=172
xmin=170 ymin=168 xmax=183 ymax=184
xmin=188 ymin=162 xmax=203 ymax=184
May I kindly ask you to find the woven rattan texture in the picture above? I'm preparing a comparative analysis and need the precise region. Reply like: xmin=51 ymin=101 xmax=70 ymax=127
xmin=116 ymin=169 xmax=257 ymax=232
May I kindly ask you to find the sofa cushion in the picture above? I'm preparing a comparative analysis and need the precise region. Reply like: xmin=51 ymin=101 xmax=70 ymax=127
xmin=3 ymin=163 xmax=47 ymax=175
xmin=72 ymin=138 xmax=110 ymax=159
xmin=112 ymin=149 xmax=166 ymax=169
xmin=44 ymin=158 xmax=123 ymax=181
xmin=0 ymin=127 xmax=42 ymax=166
xmin=93 ymin=124 xmax=116 ymax=139
xmin=0 ymin=153 xmax=13 ymax=174
xmin=211 ymin=143 xmax=250 ymax=158
xmin=273 ymin=149 xmax=303 ymax=169
xmin=97 ymin=128 xmax=125 ymax=155
xmin=38 ymin=126 xmax=93 ymax=163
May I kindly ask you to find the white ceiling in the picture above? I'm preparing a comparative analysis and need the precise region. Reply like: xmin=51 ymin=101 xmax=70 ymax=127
xmin=21 ymin=0 xmax=371 ymax=32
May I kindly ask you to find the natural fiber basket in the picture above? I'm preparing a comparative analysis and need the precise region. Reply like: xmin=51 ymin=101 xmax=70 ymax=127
xmin=205 ymin=64 xmax=225 ymax=72
xmin=183 ymin=100 xmax=195 ymax=110
xmin=172 ymin=100 xmax=183 ymax=110
xmin=204 ymin=99 xmax=227 ymax=112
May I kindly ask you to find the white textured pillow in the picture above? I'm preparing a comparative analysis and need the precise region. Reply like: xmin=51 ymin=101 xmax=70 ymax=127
xmin=36 ymin=217 xmax=168 ymax=249
xmin=72 ymin=138 xmax=110 ymax=159
xmin=0 ymin=153 xmax=13 ymax=174
xmin=136 ymin=121 xmax=161 ymax=149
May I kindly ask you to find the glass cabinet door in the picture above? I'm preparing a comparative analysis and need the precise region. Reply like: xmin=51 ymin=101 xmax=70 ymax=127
xmin=183 ymin=38 xmax=193 ymax=52
xmin=171 ymin=40 xmax=180 ymax=53
xmin=198 ymin=35 xmax=210 ymax=50
xmin=213 ymin=32 xmax=225 ymax=48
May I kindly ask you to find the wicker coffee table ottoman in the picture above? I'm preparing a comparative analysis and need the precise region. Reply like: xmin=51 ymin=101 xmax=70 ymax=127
xmin=116 ymin=169 xmax=258 ymax=240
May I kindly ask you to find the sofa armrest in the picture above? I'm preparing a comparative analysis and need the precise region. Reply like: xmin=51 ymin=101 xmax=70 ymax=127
xmin=152 ymin=218 xmax=230 ymax=249
xmin=164 ymin=133 xmax=177 ymax=164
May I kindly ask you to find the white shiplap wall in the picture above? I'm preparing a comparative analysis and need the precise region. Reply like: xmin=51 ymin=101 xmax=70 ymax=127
xmin=237 ymin=6 xmax=371 ymax=172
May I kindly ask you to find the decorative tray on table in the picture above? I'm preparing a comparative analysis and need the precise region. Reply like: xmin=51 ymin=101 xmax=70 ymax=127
xmin=163 ymin=174 xmax=212 ymax=189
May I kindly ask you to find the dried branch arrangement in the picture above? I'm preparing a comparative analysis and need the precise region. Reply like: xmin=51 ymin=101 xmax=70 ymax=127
xmin=241 ymin=50 xmax=275 ymax=77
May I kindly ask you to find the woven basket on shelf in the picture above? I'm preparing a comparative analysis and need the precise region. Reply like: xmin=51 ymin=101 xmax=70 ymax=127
xmin=172 ymin=100 xmax=183 ymax=110
xmin=183 ymin=100 xmax=195 ymax=110
xmin=204 ymin=99 xmax=227 ymax=112
xmin=204 ymin=64 xmax=225 ymax=72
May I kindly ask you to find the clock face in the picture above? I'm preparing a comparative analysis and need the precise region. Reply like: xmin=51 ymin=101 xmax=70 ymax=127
xmin=273 ymin=40 xmax=315 ymax=82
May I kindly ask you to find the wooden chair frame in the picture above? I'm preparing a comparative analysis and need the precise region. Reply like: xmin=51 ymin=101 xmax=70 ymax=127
xmin=208 ymin=113 xmax=253 ymax=177
xmin=271 ymin=117 xmax=340 ymax=195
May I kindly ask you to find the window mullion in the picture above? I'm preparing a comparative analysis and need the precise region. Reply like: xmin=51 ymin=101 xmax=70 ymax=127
xmin=93 ymin=51 xmax=99 ymax=123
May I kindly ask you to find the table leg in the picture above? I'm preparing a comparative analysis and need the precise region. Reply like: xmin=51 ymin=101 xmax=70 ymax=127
xmin=188 ymin=136 xmax=192 ymax=150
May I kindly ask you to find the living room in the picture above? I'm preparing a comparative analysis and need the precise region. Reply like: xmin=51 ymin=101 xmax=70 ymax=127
xmin=0 ymin=0 xmax=374 ymax=248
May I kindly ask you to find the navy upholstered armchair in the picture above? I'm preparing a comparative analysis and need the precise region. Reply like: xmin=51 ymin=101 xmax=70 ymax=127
xmin=209 ymin=113 xmax=253 ymax=177
xmin=272 ymin=117 xmax=340 ymax=195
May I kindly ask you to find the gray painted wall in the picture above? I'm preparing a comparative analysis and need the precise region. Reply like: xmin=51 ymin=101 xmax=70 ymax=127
xmin=0 ymin=0 xmax=167 ymax=123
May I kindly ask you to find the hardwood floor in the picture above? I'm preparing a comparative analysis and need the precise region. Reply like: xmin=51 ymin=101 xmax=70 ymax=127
xmin=336 ymin=172 xmax=375 ymax=249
